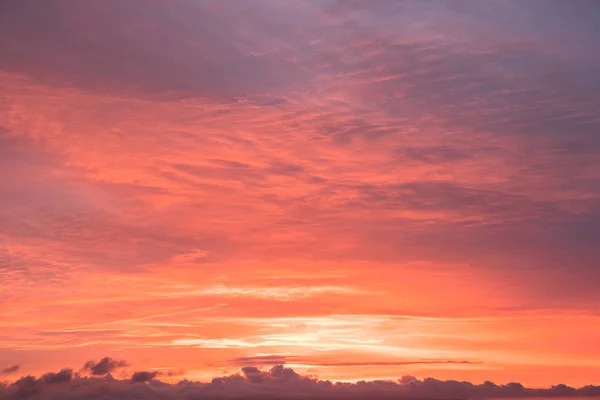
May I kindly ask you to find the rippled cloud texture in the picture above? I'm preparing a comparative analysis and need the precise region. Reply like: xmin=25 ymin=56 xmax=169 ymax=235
xmin=1 ymin=0 xmax=600 ymax=388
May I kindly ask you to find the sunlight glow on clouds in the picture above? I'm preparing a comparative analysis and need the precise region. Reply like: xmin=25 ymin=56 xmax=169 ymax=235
xmin=1 ymin=0 xmax=600 ymax=389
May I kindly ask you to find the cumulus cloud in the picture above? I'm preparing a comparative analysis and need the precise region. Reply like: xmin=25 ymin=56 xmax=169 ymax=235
xmin=2 ymin=362 xmax=599 ymax=400
xmin=6 ymin=369 xmax=73 ymax=399
xmin=11 ymin=375 xmax=38 ymax=399
xmin=40 ymin=369 xmax=73 ymax=384
xmin=131 ymin=371 xmax=160 ymax=383
xmin=81 ymin=357 xmax=128 ymax=376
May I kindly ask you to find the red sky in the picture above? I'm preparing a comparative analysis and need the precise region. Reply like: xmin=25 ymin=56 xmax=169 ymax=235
xmin=1 ymin=0 xmax=600 ymax=388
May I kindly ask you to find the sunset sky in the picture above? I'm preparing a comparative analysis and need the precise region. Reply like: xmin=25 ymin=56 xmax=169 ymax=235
xmin=1 ymin=0 xmax=600 ymax=389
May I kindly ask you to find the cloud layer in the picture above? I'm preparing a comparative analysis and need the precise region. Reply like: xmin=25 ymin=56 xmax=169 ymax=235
xmin=1 ymin=0 xmax=600 ymax=388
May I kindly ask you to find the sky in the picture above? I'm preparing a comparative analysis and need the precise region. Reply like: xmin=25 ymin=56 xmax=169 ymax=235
xmin=1 ymin=0 xmax=600 ymax=390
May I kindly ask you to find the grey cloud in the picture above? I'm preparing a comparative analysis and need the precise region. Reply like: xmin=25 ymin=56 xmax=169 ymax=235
xmin=269 ymin=365 xmax=300 ymax=383
xmin=82 ymin=357 xmax=129 ymax=376
xmin=229 ymin=355 xmax=479 ymax=368
xmin=241 ymin=366 xmax=264 ymax=384
xmin=11 ymin=375 xmax=38 ymax=399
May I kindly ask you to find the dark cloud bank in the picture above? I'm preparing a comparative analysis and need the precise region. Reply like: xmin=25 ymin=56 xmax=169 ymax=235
xmin=81 ymin=357 xmax=129 ymax=376
xmin=2 ymin=359 xmax=600 ymax=400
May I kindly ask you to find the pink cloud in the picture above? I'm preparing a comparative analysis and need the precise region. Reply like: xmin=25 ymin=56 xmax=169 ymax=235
xmin=1 ymin=0 xmax=600 ymax=387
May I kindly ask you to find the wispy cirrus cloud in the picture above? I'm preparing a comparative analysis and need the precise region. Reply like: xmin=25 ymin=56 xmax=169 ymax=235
xmin=2 ymin=360 xmax=600 ymax=400
xmin=81 ymin=357 xmax=129 ymax=376
xmin=1 ymin=365 xmax=19 ymax=375
xmin=228 ymin=355 xmax=479 ymax=368
xmin=1 ymin=0 xmax=600 ymax=387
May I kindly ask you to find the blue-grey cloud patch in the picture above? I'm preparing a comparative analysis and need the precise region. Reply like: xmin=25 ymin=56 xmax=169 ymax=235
xmin=228 ymin=355 xmax=480 ymax=368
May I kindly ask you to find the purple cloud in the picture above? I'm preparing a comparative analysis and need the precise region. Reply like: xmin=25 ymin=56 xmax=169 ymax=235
xmin=1 ymin=364 xmax=600 ymax=400
xmin=131 ymin=371 xmax=159 ymax=383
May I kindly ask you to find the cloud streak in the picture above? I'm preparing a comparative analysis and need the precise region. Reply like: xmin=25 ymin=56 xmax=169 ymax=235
xmin=131 ymin=371 xmax=160 ymax=383
xmin=1 ymin=366 xmax=19 ymax=375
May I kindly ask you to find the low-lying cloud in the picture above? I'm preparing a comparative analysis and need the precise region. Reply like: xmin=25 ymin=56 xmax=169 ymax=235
xmin=81 ymin=357 xmax=129 ymax=376
xmin=131 ymin=371 xmax=160 ymax=383
xmin=39 ymin=369 xmax=73 ymax=384
xmin=1 ymin=358 xmax=599 ymax=400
